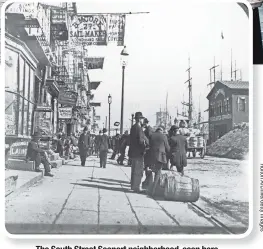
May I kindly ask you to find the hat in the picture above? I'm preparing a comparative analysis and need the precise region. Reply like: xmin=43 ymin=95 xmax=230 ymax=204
xmin=32 ymin=131 xmax=41 ymax=138
xmin=156 ymin=126 xmax=164 ymax=132
xmin=103 ymin=128 xmax=107 ymax=133
xmin=170 ymin=125 xmax=179 ymax=132
xmin=135 ymin=112 xmax=144 ymax=120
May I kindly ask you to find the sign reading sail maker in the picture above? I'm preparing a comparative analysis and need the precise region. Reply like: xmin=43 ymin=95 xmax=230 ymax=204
xmin=84 ymin=57 xmax=104 ymax=69
xmin=70 ymin=14 xmax=125 ymax=46
xmin=58 ymin=107 xmax=72 ymax=119
xmin=58 ymin=91 xmax=78 ymax=106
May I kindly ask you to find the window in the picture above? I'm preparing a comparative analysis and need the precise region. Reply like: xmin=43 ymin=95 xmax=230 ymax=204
xmin=23 ymin=63 xmax=30 ymax=135
xmin=5 ymin=49 xmax=18 ymax=135
xmin=238 ymin=97 xmax=246 ymax=112
xmin=5 ymin=48 xmax=36 ymax=137
xmin=218 ymin=100 xmax=223 ymax=114
xmin=227 ymin=98 xmax=230 ymax=112
xmin=18 ymin=57 xmax=25 ymax=135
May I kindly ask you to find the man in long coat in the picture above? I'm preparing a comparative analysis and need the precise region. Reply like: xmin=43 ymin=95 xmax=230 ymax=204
xmin=149 ymin=127 xmax=170 ymax=196
xmin=78 ymin=127 xmax=90 ymax=166
xmin=169 ymin=125 xmax=188 ymax=175
xmin=128 ymin=112 xmax=148 ymax=192
xmin=98 ymin=128 xmax=110 ymax=168
xmin=142 ymin=118 xmax=153 ymax=188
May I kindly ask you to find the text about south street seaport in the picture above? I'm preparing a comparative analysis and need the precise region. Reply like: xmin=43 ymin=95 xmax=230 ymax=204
xmin=35 ymin=246 xmax=219 ymax=249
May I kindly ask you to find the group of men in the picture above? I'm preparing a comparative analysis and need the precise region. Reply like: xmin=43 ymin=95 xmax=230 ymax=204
xmin=128 ymin=112 xmax=188 ymax=196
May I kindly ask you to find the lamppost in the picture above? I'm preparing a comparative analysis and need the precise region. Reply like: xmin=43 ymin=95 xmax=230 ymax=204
xmin=108 ymin=94 xmax=112 ymax=136
xmin=120 ymin=46 xmax=129 ymax=135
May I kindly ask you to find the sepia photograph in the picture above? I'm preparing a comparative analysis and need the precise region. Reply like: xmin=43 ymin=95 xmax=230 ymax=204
xmin=4 ymin=1 xmax=251 ymax=235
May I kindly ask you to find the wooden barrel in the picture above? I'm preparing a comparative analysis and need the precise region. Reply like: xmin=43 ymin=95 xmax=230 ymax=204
xmin=197 ymin=137 xmax=204 ymax=147
xmin=189 ymin=137 xmax=197 ymax=147
xmin=164 ymin=173 xmax=200 ymax=202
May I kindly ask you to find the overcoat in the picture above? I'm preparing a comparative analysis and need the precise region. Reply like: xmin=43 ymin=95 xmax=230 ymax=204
xmin=149 ymin=131 xmax=170 ymax=165
xmin=128 ymin=123 xmax=146 ymax=158
xmin=169 ymin=134 xmax=188 ymax=167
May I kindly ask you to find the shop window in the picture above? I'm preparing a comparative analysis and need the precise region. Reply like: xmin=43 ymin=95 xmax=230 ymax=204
xmin=23 ymin=63 xmax=30 ymax=135
xmin=5 ymin=49 xmax=18 ymax=135
xmin=18 ymin=57 xmax=25 ymax=135
xmin=34 ymin=111 xmax=53 ymax=136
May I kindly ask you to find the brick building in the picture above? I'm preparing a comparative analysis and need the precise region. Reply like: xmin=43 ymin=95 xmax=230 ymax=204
xmin=207 ymin=81 xmax=249 ymax=144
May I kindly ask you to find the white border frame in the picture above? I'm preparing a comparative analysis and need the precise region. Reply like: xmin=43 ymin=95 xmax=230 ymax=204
xmin=1 ymin=0 xmax=254 ymax=239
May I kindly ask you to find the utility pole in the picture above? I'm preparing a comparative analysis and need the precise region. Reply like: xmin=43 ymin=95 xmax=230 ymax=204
xmin=182 ymin=57 xmax=193 ymax=123
xmin=207 ymin=56 xmax=219 ymax=88
xmin=231 ymin=49 xmax=233 ymax=81
xmin=233 ymin=60 xmax=239 ymax=81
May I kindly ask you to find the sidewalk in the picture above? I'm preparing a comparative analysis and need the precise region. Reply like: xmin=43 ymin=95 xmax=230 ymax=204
xmin=5 ymin=156 xmax=248 ymax=234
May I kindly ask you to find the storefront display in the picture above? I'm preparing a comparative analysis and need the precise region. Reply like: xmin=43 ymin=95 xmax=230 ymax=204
xmin=5 ymin=37 xmax=37 ymax=138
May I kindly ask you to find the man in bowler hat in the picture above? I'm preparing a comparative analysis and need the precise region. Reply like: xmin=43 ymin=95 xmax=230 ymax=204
xmin=78 ymin=126 xmax=91 ymax=166
xmin=26 ymin=132 xmax=53 ymax=177
xmin=128 ymin=112 xmax=148 ymax=192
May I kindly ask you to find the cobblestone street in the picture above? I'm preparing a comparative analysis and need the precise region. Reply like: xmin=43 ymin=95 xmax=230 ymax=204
xmin=5 ymin=156 xmax=249 ymax=235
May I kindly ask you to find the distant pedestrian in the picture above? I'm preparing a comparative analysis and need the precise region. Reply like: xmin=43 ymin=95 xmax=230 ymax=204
xmin=169 ymin=125 xmax=188 ymax=175
xmin=110 ymin=134 xmax=121 ymax=159
xmin=95 ymin=130 xmax=102 ymax=158
xmin=117 ymin=130 xmax=130 ymax=165
xmin=128 ymin=112 xmax=148 ymax=193
xmin=78 ymin=127 xmax=91 ymax=166
xmin=148 ymin=126 xmax=170 ymax=196
xmin=56 ymin=134 xmax=64 ymax=157
xmin=98 ymin=128 xmax=110 ymax=168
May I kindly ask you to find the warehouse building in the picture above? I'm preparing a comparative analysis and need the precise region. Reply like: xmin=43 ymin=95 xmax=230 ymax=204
xmin=207 ymin=81 xmax=249 ymax=144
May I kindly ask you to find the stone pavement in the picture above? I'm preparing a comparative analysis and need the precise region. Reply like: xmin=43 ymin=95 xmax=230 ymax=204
xmin=5 ymin=156 xmax=248 ymax=235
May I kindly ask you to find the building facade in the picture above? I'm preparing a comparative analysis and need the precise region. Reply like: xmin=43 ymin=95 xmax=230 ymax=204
xmin=5 ymin=2 xmax=101 ymax=149
xmin=207 ymin=81 xmax=249 ymax=144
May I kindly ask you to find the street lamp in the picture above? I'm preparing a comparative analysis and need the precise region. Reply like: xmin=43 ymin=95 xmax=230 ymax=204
xmin=120 ymin=46 xmax=129 ymax=135
xmin=108 ymin=94 xmax=112 ymax=136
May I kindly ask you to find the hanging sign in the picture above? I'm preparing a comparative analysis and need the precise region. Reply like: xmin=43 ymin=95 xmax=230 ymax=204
xmin=58 ymin=107 xmax=72 ymax=119
xmin=70 ymin=14 xmax=125 ymax=46
xmin=84 ymin=57 xmax=104 ymax=69
xmin=107 ymin=14 xmax=126 ymax=46
xmin=58 ymin=90 xmax=78 ymax=106
xmin=90 ymin=102 xmax=101 ymax=107
xmin=94 ymin=115 xmax=101 ymax=121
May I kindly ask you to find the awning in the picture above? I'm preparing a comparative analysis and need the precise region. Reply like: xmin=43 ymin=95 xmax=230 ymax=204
xmin=45 ymin=79 xmax=59 ymax=97
xmin=90 ymin=81 xmax=101 ymax=90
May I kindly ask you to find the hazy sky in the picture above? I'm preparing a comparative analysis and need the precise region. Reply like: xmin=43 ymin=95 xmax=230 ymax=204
xmin=77 ymin=0 xmax=250 ymax=130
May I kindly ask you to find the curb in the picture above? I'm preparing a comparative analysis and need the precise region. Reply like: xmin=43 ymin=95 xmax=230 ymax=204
xmin=5 ymin=172 xmax=43 ymax=199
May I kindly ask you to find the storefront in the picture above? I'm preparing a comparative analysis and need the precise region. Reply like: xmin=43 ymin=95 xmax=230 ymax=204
xmin=5 ymin=33 xmax=38 ymax=145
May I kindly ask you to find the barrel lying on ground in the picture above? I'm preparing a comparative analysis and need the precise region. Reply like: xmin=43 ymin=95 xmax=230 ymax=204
xmin=164 ymin=172 xmax=200 ymax=202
